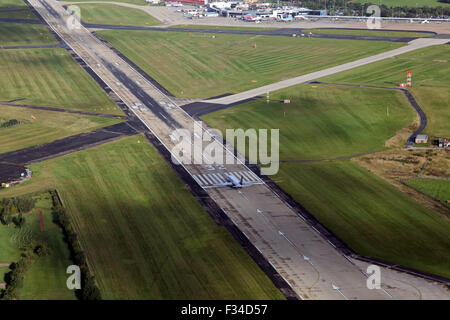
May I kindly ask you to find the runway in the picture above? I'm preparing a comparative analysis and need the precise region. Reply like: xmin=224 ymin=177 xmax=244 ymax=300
xmin=27 ymin=0 xmax=450 ymax=299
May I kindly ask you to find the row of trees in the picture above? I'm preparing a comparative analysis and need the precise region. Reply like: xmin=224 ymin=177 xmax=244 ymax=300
xmin=0 ymin=242 xmax=50 ymax=300
xmin=0 ymin=196 xmax=35 ymax=226
xmin=50 ymin=191 xmax=101 ymax=300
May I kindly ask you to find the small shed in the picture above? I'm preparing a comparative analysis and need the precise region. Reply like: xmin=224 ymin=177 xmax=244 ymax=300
xmin=415 ymin=134 xmax=428 ymax=144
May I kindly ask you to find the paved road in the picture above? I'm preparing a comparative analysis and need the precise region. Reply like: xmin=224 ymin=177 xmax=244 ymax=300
xmin=0 ymin=43 xmax=65 ymax=49
xmin=0 ymin=121 xmax=137 ymax=165
xmin=205 ymin=37 xmax=449 ymax=105
xmin=0 ymin=18 xmax=42 ymax=24
xmin=29 ymin=0 xmax=450 ymax=299
xmin=0 ymin=101 xmax=126 ymax=119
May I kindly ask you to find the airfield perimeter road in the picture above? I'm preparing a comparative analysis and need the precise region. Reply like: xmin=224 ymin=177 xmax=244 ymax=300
xmin=29 ymin=0 xmax=450 ymax=299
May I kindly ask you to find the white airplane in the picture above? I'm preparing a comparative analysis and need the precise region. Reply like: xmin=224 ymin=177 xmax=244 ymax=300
xmin=213 ymin=174 xmax=255 ymax=188
xmin=421 ymin=19 xmax=430 ymax=24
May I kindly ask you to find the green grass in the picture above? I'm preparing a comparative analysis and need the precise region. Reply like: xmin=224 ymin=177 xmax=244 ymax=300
xmin=306 ymin=28 xmax=434 ymax=38
xmin=0 ymin=192 xmax=75 ymax=300
xmin=97 ymin=30 xmax=404 ymax=98
xmin=407 ymin=178 xmax=450 ymax=205
xmin=272 ymin=160 xmax=450 ymax=278
xmin=0 ymin=0 xmax=38 ymax=20
xmin=354 ymin=0 xmax=450 ymax=7
xmin=321 ymin=44 xmax=450 ymax=137
xmin=0 ymin=23 xmax=58 ymax=46
xmin=77 ymin=3 xmax=160 ymax=27
xmin=202 ymin=84 xmax=415 ymax=160
xmin=0 ymin=48 xmax=122 ymax=115
xmin=0 ymin=136 xmax=284 ymax=299
xmin=0 ymin=105 xmax=121 ymax=154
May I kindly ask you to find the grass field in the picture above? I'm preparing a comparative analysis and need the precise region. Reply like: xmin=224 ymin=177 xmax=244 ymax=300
xmin=0 ymin=48 xmax=122 ymax=115
xmin=0 ymin=105 xmax=121 ymax=154
xmin=355 ymin=0 xmax=450 ymax=7
xmin=273 ymin=160 xmax=450 ymax=278
xmin=77 ymin=3 xmax=160 ymax=27
xmin=321 ymin=44 xmax=450 ymax=137
xmin=97 ymin=30 xmax=404 ymax=98
xmin=0 ymin=23 xmax=58 ymax=46
xmin=0 ymin=192 xmax=75 ymax=300
xmin=0 ymin=0 xmax=38 ymax=20
xmin=0 ymin=136 xmax=284 ymax=299
xmin=202 ymin=84 xmax=415 ymax=160
xmin=407 ymin=178 xmax=450 ymax=205
xmin=306 ymin=28 xmax=434 ymax=38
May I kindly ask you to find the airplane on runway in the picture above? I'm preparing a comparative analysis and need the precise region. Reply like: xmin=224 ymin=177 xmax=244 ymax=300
xmin=213 ymin=174 xmax=254 ymax=188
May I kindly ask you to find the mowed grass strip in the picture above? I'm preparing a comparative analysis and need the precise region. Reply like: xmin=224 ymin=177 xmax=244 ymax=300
xmin=0 ymin=23 xmax=58 ymax=46
xmin=321 ymin=44 xmax=450 ymax=137
xmin=306 ymin=28 xmax=434 ymax=38
xmin=97 ymin=30 xmax=404 ymax=98
xmin=0 ymin=105 xmax=121 ymax=154
xmin=0 ymin=192 xmax=75 ymax=300
xmin=0 ymin=0 xmax=39 ymax=20
xmin=0 ymin=48 xmax=122 ymax=115
xmin=407 ymin=178 xmax=450 ymax=205
xmin=77 ymin=3 xmax=160 ymax=27
xmin=273 ymin=160 xmax=450 ymax=278
xmin=0 ymin=136 xmax=284 ymax=300
xmin=202 ymin=84 xmax=415 ymax=160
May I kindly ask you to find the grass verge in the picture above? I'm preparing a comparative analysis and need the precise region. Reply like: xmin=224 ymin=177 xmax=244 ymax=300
xmin=0 ymin=48 xmax=122 ymax=115
xmin=0 ymin=135 xmax=285 ymax=299
xmin=0 ymin=105 xmax=121 ymax=154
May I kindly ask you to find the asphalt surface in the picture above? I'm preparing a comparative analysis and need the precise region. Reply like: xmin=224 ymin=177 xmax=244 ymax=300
xmin=26 ymin=0 xmax=450 ymax=299
xmin=0 ymin=101 xmax=126 ymax=119
xmin=0 ymin=121 xmax=137 ymax=165
xmin=85 ymin=23 xmax=419 ymax=42
xmin=0 ymin=43 xmax=65 ymax=49
xmin=0 ymin=18 xmax=42 ymax=24
xmin=0 ymin=163 xmax=27 ymax=184
xmin=181 ymin=97 xmax=260 ymax=118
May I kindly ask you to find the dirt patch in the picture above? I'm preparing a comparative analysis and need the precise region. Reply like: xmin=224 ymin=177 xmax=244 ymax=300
xmin=353 ymin=148 xmax=450 ymax=221
xmin=0 ymin=264 xmax=10 ymax=267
